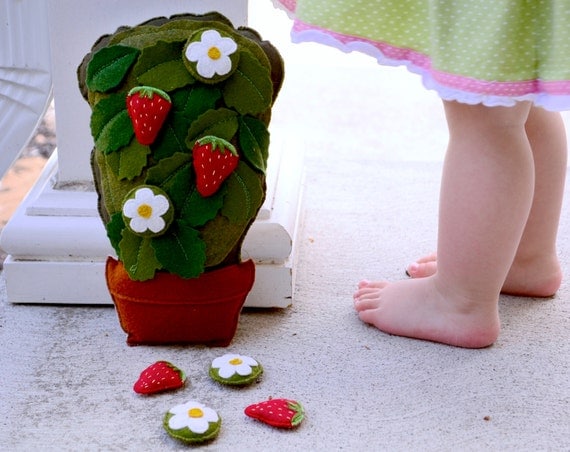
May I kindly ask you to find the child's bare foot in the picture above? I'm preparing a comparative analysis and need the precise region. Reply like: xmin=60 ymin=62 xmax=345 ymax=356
xmin=353 ymin=277 xmax=500 ymax=348
xmin=501 ymin=255 xmax=562 ymax=297
xmin=406 ymin=253 xmax=562 ymax=297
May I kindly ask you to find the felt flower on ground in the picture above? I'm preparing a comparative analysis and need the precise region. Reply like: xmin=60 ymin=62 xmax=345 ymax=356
xmin=209 ymin=353 xmax=263 ymax=386
xmin=122 ymin=186 xmax=173 ymax=236
xmin=167 ymin=401 xmax=219 ymax=433
xmin=185 ymin=29 xmax=238 ymax=81
xmin=163 ymin=400 xmax=221 ymax=444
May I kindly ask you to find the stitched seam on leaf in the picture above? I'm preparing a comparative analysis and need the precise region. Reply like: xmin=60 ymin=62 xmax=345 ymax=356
xmin=173 ymin=232 xmax=190 ymax=263
xmin=92 ymin=54 xmax=135 ymax=81
xmin=235 ymin=68 xmax=268 ymax=105
xmin=233 ymin=172 xmax=252 ymax=218
xmin=138 ymin=59 xmax=179 ymax=80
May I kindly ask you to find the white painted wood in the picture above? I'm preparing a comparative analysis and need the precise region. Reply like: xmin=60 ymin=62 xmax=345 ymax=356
xmin=0 ymin=0 xmax=52 ymax=178
xmin=0 ymin=0 xmax=304 ymax=309
xmin=2 ymin=256 xmax=293 ymax=308
xmin=0 ymin=154 xmax=113 ymax=259
xmin=2 ymin=257 xmax=109 ymax=304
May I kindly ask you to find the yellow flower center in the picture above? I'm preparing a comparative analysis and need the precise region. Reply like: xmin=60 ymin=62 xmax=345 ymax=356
xmin=188 ymin=408 xmax=204 ymax=419
xmin=229 ymin=358 xmax=243 ymax=366
xmin=208 ymin=46 xmax=222 ymax=60
xmin=137 ymin=204 xmax=153 ymax=219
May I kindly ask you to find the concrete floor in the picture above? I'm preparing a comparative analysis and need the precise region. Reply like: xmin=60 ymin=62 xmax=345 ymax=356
xmin=0 ymin=2 xmax=569 ymax=450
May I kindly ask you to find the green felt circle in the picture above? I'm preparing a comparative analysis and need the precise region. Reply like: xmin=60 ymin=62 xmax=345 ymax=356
xmin=209 ymin=364 xmax=263 ymax=386
xmin=183 ymin=28 xmax=241 ymax=85
xmin=121 ymin=185 xmax=174 ymax=238
xmin=163 ymin=411 xmax=221 ymax=444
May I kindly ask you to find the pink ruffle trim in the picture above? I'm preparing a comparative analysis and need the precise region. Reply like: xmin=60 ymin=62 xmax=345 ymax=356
xmin=273 ymin=0 xmax=296 ymax=14
xmin=271 ymin=1 xmax=570 ymax=111
xmin=271 ymin=0 xmax=296 ymax=17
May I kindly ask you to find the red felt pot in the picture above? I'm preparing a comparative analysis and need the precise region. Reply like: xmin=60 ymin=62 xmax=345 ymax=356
xmin=105 ymin=257 xmax=255 ymax=346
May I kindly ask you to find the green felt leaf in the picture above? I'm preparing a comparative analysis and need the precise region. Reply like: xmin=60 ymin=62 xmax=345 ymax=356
xmin=163 ymin=163 xmax=193 ymax=213
xmin=86 ymin=45 xmax=140 ymax=92
xmin=221 ymin=162 xmax=265 ymax=224
xmin=199 ymin=214 xmax=248 ymax=267
xmin=106 ymin=212 xmax=126 ymax=255
xmin=103 ymin=148 xmax=121 ymax=176
xmin=95 ymin=148 xmax=143 ymax=216
xmin=90 ymin=94 xmax=134 ymax=154
xmin=186 ymin=108 xmax=239 ymax=146
xmin=152 ymin=221 xmax=206 ymax=278
xmin=134 ymin=40 xmax=194 ymax=92
xmin=94 ymin=150 xmax=143 ymax=215
xmin=119 ymin=232 xmax=162 ymax=281
xmin=109 ymin=25 xmax=192 ymax=49
xmin=181 ymin=185 xmax=226 ymax=227
xmin=145 ymin=151 xmax=190 ymax=195
xmin=145 ymin=152 xmax=191 ymax=184
xmin=151 ymin=112 xmax=191 ymax=160
xmin=145 ymin=152 xmax=194 ymax=213
xmin=223 ymin=50 xmax=273 ymax=115
xmin=238 ymin=116 xmax=270 ymax=173
xmin=172 ymin=86 xmax=222 ymax=122
xmin=93 ymin=149 xmax=114 ymax=218
xmin=105 ymin=140 xmax=150 ymax=180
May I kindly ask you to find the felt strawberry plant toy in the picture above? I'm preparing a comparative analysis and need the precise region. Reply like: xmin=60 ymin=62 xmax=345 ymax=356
xmin=78 ymin=13 xmax=284 ymax=345
xmin=245 ymin=398 xmax=305 ymax=429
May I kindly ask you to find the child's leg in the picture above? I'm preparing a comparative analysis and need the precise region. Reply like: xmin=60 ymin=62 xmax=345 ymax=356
xmin=502 ymin=107 xmax=566 ymax=295
xmin=406 ymin=107 xmax=567 ymax=297
xmin=354 ymin=101 xmax=534 ymax=348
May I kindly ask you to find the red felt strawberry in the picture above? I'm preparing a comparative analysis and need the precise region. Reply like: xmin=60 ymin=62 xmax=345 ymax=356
xmin=126 ymin=86 xmax=172 ymax=145
xmin=192 ymin=136 xmax=239 ymax=197
xmin=244 ymin=398 xmax=305 ymax=429
xmin=133 ymin=361 xmax=186 ymax=395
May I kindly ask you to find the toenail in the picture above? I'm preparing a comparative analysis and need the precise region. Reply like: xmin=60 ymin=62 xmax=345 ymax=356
xmin=408 ymin=263 xmax=419 ymax=275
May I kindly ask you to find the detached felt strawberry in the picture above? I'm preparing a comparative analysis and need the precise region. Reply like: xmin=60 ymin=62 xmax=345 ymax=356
xmin=192 ymin=136 xmax=239 ymax=197
xmin=244 ymin=398 xmax=305 ymax=429
xmin=126 ymin=86 xmax=171 ymax=145
xmin=133 ymin=361 xmax=186 ymax=395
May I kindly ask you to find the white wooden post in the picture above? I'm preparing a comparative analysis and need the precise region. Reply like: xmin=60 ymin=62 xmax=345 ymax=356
xmin=0 ymin=0 xmax=303 ymax=308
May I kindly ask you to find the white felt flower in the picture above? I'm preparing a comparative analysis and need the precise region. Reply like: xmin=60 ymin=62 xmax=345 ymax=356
xmin=185 ymin=29 xmax=238 ymax=78
xmin=122 ymin=187 xmax=170 ymax=234
xmin=167 ymin=401 xmax=219 ymax=434
xmin=211 ymin=353 xmax=259 ymax=379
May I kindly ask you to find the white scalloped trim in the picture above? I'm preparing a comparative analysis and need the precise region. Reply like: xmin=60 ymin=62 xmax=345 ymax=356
xmin=290 ymin=27 xmax=570 ymax=112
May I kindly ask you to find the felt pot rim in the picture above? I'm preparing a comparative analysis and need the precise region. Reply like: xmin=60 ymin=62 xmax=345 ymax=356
xmin=106 ymin=257 xmax=256 ymax=304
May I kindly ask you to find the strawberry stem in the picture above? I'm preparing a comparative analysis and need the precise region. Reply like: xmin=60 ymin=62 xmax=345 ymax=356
xmin=196 ymin=135 xmax=238 ymax=156
xmin=288 ymin=401 xmax=305 ymax=426
xmin=128 ymin=85 xmax=171 ymax=102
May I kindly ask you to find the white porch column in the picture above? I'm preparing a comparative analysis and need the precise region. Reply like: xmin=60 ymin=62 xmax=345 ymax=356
xmin=0 ymin=0 xmax=303 ymax=308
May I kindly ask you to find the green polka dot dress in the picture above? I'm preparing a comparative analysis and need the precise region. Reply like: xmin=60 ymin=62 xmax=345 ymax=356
xmin=275 ymin=0 xmax=570 ymax=111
